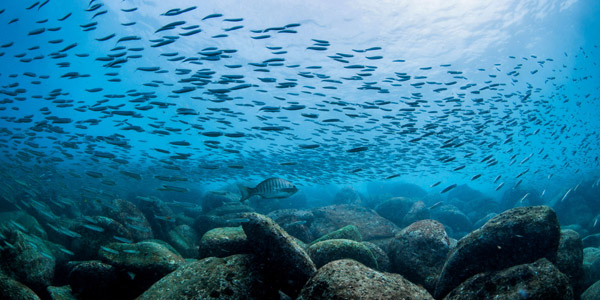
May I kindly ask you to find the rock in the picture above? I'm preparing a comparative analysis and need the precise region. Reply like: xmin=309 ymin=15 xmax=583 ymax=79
xmin=0 ymin=230 xmax=55 ymax=294
xmin=98 ymin=241 xmax=185 ymax=295
xmin=103 ymin=198 xmax=153 ymax=241
xmin=241 ymin=212 xmax=316 ymax=298
xmin=193 ymin=214 xmax=228 ymax=238
xmin=333 ymin=185 xmax=363 ymax=205
xmin=374 ymin=197 xmax=416 ymax=227
xmin=473 ymin=212 xmax=497 ymax=229
xmin=268 ymin=209 xmax=315 ymax=243
xmin=201 ymin=192 xmax=235 ymax=213
xmin=431 ymin=204 xmax=472 ymax=236
xmin=137 ymin=196 xmax=176 ymax=240
xmin=298 ymin=259 xmax=434 ymax=300
xmin=445 ymin=184 xmax=500 ymax=222
xmin=583 ymin=247 xmax=600 ymax=290
xmin=307 ymin=239 xmax=378 ymax=269
xmin=47 ymin=285 xmax=77 ymax=300
xmin=67 ymin=260 xmax=131 ymax=300
xmin=311 ymin=224 xmax=362 ymax=244
xmin=443 ymin=258 xmax=573 ymax=300
xmin=390 ymin=219 xmax=450 ymax=293
xmin=199 ymin=226 xmax=249 ymax=259
xmin=434 ymin=205 xmax=561 ymax=299
xmin=0 ymin=273 xmax=41 ymax=300
xmin=311 ymin=205 xmax=399 ymax=241
xmin=401 ymin=200 xmax=430 ymax=226
xmin=0 ymin=210 xmax=47 ymax=239
xmin=582 ymin=279 xmax=600 ymax=300
xmin=166 ymin=224 xmax=198 ymax=258
xmin=362 ymin=241 xmax=391 ymax=272
xmin=69 ymin=216 xmax=133 ymax=260
xmin=137 ymin=254 xmax=278 ymax=300
xmin=556 ymin=229 xmax=584 ymax=297
xmin=583 ymin=233 xmax=600 ymax=248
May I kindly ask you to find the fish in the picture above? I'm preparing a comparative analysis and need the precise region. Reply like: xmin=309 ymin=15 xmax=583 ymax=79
xmin=238 ymin=178 xmax=298 ymax=201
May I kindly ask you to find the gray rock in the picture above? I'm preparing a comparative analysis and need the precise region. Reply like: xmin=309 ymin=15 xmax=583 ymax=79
xmin=241 ymin=212 xmax=316 ymax=298
xmin=0 ymin=273 xmax=41 ymax=300
xmin=307 ymin=239 xmax=378 ymax=269
xmin=199 ymin=226 xmax=249 ymax=259
xmin=582 ymin=279 xmax=600 ymax=300
xmin=298 ymin=259 xmax=434 ymax=300
xmin=67 ymin=260 xmax=131 ymax=300
xmin=443 ymin=258 xmax=573 ymax=300
xmin=435 ymin=205 xmax=561 ymax=299
xmin=137 ymin=254 xmax=278 ymax=300
xmin=583 ymin=233 xmax=600 ymax=248
xmin=401 ymin=200 xmax=431 ymax=227
xmin=362 ymin=241 xmax=391 ymax=272
xmin=102 ymin=198 xmax=153 ymax=241
xmin=267 ymin=209 xmax=315 ymax=243
xmin=0 ymin=211 xmax=47 ymax=239
xmin=47 ymin=285 xmax=77 ymax=300
xmin=311 ymin=224 xmax=362 ymax=244
xmin=473 ymin=212 xmax=497 ymax=229
xmin=167 ymin=224 xmax=198 ymax=258
xmin=374 ymin=197 xmax=416 ymax=227
xmin=311 ymin=205 xmax=399 ymax=241
xmin=556 ymin=229 xmax=584 ymax=297
xmin=98 ymin=241 xmax=185 ymax=294
xmin=333 ymin=185 xmax=363 ymax=205
xmin=583 ymin=247 xmax=600 ymax=290
xmin=431 ymin=204 xmax=472 ymax=235
xmin=390 ymin=219 xmax=450 ymax=293
xmin=0 ymin=230 xmax=55 ymax=294
xmin=69 ymin=215 xmax=132 ymax=260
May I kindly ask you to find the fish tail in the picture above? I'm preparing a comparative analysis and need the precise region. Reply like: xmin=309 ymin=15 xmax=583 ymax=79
xmin=238 ymin=184 xmax=253 ymax=202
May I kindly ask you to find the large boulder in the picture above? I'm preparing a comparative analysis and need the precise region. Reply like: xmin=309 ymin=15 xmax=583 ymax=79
xmin=310 ymin=224 xmax=362 ymax=244
xmin=310 ymin=205 xmax=399 ymax=241
xmin=583 ymin=247 xmax=600 ymax=289
xmin=102 ymin=198 xmax=153 ymax=241
xmin=430 ymin=204 xmax=472 ymax=236
xmin=67 ymin=260 xmax=131 ymax=300
xmin=68 ymin=216 xmax=133 ymax=260
xmin=0 ymin=273 xmax=41 ymax=300
xmin=166 ymin=224 xmax=198 ymax=258
xmin=241 ymin=212 xmax=316 ymax=298
xmin=307 ymin=239 xmax=378 ymax=269
xmin=556 ymin=229 xmax=584 ymax=297
xmin=374 ymin=197 xmax=416 ymax=227
xmin=137 ymin=254 xmax=278 ymax=300
xmin=434 ymin=206 xmax=561 ymax=299
xmin=199 ymin=226 xmax=250 ymax=259
xmin=47 ymin=285 xmax=77 ymax=300
xmin=267 ymin=209 xmax=315 ymax=243
xmin=98 ymin=241 xmax=185 ymax=295
xmin=0 ymin=230 xmax=55 ymax=294
xmin=333 ymin=186 xmax=363 ymax=205
xmin=362 ymin=241 xmax=391 ymax=272
xmin=443 ymin=258 xmax=573 ymax=300
xmin=582 ymin=280 xmax=600 ymax=300
xmin=298 ymin=259 xmax=434 ymax=300
xmin=389 ymin=219 xmax=450 ymax=293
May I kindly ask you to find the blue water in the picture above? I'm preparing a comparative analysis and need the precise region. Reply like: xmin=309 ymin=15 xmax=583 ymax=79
xmin=0 ymin=1 xmax=598 ymax=211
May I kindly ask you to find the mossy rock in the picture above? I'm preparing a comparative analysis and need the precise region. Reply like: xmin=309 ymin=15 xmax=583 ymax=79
xmin=308 ymin=238 xmax=378 ymax=269
xmin=311 ymin=224 xmax=362 ymax=245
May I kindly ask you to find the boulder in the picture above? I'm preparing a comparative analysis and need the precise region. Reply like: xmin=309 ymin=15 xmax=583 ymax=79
xmin=192 ymin=214 xmax=228 ymax=238
xmin=444 ymin=258 xmax=572 ymax=299
xmin=307 ymin=239 xmax=378 ymax=269
xmin=0 ymin=230 xmax=55 ymax=294
xmin=102 ymin=198 xmax=153 ymax=241
xmin=333 ymin=186 xmax=363 ymax=205
xmin=310 ymin=224 xmax=362 ymax=244
xmin=431 ymin=204 xmax=472 ymax=236
xmin=362 ymin=241 xmax=391 ymax=272
xmin=67 ymin=260 xmax=131 ymax=300
xmin=311 ymin=205 xmax=399 ymax=241
xmin=582 ymin=279 xmax=600 ymax=300
xmin=199 ymin=226 xmax=250 ymax=259
xmin=47 ymin=285 xmax=77 ymax=300
xmin=402 ymin=200 xmax=430 ymax=226
xmin=583 ymin=233 xmax=600 ymax=248
xmin=241 ymin=212 xmax=316 ymax=298
xmin=137 ymin=254 xmax=278 ymax=300
xmin=374 ymin=197 xmax=416 ymax=227
xmin=584 ymin=247 xmax=600 ymax=290
xmin=390 ymin=219 xmax=450 ymax=293
xmin=473 ymin=212 xmax=497 ymax=229
xmin=435 ymin=206 xmax=561 ymax=298
xmin=166 ymin=224 xmax=198 ymax=258
xmin=69 ymin=216 xmax=133 ymax=260
xmin=0 ymin=273 xmax=41 ymax=300
xmin=298 ymin=259 xmax=434 ymax=300
xmin=267 ymin=209 xmax=314 ymax=243
xmin=556 ymin=229 xmax=584 ymax=297
xmin=98 ymin=241 xmax=185 ymax=295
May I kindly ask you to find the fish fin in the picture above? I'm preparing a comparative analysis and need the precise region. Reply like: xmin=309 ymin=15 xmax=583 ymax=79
xmin=238 ymin=184 xmax=253 ymax=202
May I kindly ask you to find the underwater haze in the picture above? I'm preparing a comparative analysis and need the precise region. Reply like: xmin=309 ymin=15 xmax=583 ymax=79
xmin=0 ymin=0 xmax=600 ymax=299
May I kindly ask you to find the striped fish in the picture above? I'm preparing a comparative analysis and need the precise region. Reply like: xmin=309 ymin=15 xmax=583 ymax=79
xmin=239 ymin=178 xmax=298 ymax=201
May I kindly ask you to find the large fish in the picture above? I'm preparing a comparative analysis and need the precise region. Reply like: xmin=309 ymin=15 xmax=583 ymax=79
xmin=238 ymin=178 xmax=298 ymax=201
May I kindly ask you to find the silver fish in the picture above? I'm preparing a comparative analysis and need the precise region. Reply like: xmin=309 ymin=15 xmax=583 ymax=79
xmin=239 ymin=177 xmax=298 ymax=201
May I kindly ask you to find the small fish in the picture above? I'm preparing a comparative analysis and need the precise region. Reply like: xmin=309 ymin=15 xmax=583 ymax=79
xmin=100 ymin=246 xmax=119 ymax=255
xmin=440 ymin=184 xmax=457 ymax=194
xmin=239 ymin=178 xmax=298 ymax=201
xmin=429 ymin=201 xmax=444 ymax=210
xmin=430 ymin=181 xmax=441 ymax=188
xmin=560 ymin=188 xmax=572 ymax=202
